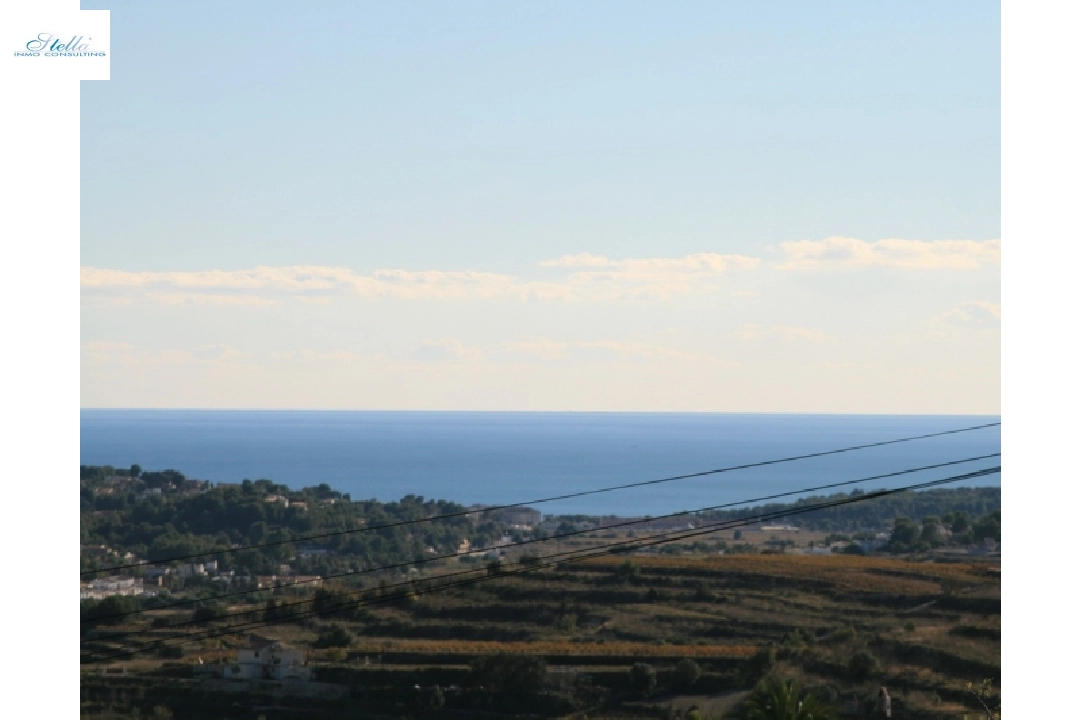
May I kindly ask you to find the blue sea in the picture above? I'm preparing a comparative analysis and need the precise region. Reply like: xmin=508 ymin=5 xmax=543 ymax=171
xmin=79 ymin=411 xmax=1000 ymax=517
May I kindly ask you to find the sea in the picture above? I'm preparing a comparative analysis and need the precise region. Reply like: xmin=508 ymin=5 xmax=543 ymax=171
xmin=79 ymin=411 xmax=1001 ymax=517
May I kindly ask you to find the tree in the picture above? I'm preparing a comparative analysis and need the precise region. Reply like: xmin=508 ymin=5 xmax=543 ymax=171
xmin=614 ymin=559 xmax=641 ymax=584
xmin=469 ymin=654 xmax=547 ymax=697
xmin=920 ymin=517 xmax=946 ymax=546
xmin=673 ymin=658 xmax=702 ymax=689
xmin=191 ymin=601 xmax=225 ymax=623
xmin=847 ymin=651 xmax=880 ymax=683
xmin=314 ymin=624 xmax=353 ymax=648
xmin=965 ymin=678 xmax=1001 ymax=719
xmin=971 ymin=511 xmax=1000 ymax=542
xmin=629 ymin=662 xmax=657 ymax=697
xmin=887 ymin=517 xmax=920 ymax=551
xmin=519 ymin=553 xmax=542 ymax=569
xmin=945 ymin=511 xmax=970 ymax=534
xmin=82 ymin=595 xmax=141 ymax=626
xmin=744 ymin=646 xmax=776 ymax=683
xmin=129 ymin=464 xmax=142 ymax=478
xmin=740 ymin=678 xmax=836 ymax=720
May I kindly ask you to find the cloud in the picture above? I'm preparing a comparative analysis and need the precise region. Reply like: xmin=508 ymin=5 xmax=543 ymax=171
xmin=411 ymin=338 xmax=487 ymax=363
xmin=541 ymin=252 xmax=759 ymax=273
xmin=491 ymin=338 xmax=728 ymax=365
xmin=81 ymin=265 xmax=575 ymax=305
xmin=82 ymin=341 xmax=253 ymax=367
xmin=935 ymin=301 xmax=1001 ymax=327
xmin=778 ymin=237 xmax=1001 ymax=270
xmin=81 ymin=253 xmax=760 ymax=305
xmin=496 ymin=338 xmax=569 ymax=360
xmin=539 ymin=252 xmax=761 ymax=299
xmin=573 ymin=340 xmax=717 ymax=363
xmin=81 ymin=240 xmax=993 ymax=308
xmin=540 ymin=252 xmax=761 ymax=280
xmin=733 ymin=324 xmax=827 ymax=342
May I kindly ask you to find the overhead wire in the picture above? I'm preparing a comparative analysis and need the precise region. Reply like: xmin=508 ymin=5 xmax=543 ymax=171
xmin=82 ymin=452 xmax=999 ymax=626
xmin=83 ymin=420 xmax=1000 ymax=576
xmin=82 ymin=465 xmax=999 ymax=664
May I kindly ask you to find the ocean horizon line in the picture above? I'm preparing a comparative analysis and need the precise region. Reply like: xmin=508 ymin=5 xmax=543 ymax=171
xmin=80 ymin=408 xmax=1000 ymax=418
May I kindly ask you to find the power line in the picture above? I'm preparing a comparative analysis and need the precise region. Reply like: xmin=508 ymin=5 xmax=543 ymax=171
xmin=84 ymin=468 xmax=995 ymax=664
xmin=82 ymin=466 xmax=998 ymax=663
xmin=83 ymin=420 xmax=1000 ymax=576
xmin=82 ymin=452 xmax=999 ymax=627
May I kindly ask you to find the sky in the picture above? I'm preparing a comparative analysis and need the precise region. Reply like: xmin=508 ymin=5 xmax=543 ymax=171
xmin=80 ymin=1 xmax=1000 ymax=413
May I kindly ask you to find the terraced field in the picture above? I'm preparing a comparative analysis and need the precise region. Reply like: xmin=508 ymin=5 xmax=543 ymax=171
xmin=82 ymin=552 xmax=1000 ymax=718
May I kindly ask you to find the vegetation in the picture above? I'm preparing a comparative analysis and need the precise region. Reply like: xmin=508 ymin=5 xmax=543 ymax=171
xmin=699 ymin=486 xmax=1000 ymax=533
xmin=80 ymin=467 xmax=1000 ymax=719
xmin=738 ymin=677 xmax=836 ymax=719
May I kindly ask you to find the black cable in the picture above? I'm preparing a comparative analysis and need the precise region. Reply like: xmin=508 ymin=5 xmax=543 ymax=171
xmin=84 ymin=468 xmax=995 ymax=664
xmin=83 ymin=420 xmax=1000 ymax=576
xmin=82 ymin=466 xmax=998 ymax=663
xmin=83 ymin=452 xmax=998 ymax=627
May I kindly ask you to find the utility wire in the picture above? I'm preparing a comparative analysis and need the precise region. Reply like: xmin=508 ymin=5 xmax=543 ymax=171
xmin=84 ymin=468 xmax=996 ymax=664
xmin=83 ymin=421 xmax=1000 ymax=576
xmin=82 ymin=452 xmax=999 ymax=627
xmin=82 ymin=466 xmax=999 ymax=663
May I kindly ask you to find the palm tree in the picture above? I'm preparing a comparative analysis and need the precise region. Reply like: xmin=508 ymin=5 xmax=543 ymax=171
xmin=741 ymin=677 xmax=836 ymax=720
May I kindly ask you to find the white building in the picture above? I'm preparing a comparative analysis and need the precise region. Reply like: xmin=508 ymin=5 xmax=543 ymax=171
xmin=80 ymin=575 xmax=158 ymax=601
xmin=176 ymin=563 xmax=207 ymax=577
xmin=223 ymin=636 xmax=311 ymax=680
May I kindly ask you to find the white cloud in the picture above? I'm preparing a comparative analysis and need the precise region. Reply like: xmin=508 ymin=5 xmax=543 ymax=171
xmin=411 ymin=338 xmax=487 ymax=363
xmin=81 ymin=254 xmax=762 ymax=305
xmin=496 ymin=338 xmax=569 ymax=360
xmin=539 ymin=252 xmax=761 ymax=299
xmin=541 ymin=252 xmax=759 ymax=273
xmin=81 ymin=265 xmax=576 ymax=305
xmin=268 ymin=349 xmax=358 ymax=362
xmin=573 ymin=340 xmax=717 ymax=363
xmin=935 ymin=301 xmax=1001 ymax=327
xmin=80 ymin=241 xmax=996 ymax=310
xmin=778 ymin=237 xmax=1001 ymax=270
xmin=491 ymin=337 xmax=728 ymax=365
xmin=733 ymin=324 xmax=828 ymax=342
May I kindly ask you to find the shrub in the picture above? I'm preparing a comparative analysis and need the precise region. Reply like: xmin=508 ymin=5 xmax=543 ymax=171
xmin=629 ymin=663 xmax=657 ymax=697
xmin=739 ymin=677 xmax=836 ymax=719
xmin=314 ymin=624 xmax=354 ymax=649
xmin=191 ymin=602 xmax=225 ymax=623
xmin=615 ymin=559 xmax=642 ymax=583
xmin=847 ymin=651 xmax=880 ymax=683
xmin=81 ymin=595 xmax=141 ymax=626
xmin=468 ymin=654 xmax=547 ymax=696
xmin=744 ymin=646 xmax=776 ymax=683
xmin=553 ymin=613 xmax=578 ymax=633
xmin=674 ymin=658 xmax=702 ymax=689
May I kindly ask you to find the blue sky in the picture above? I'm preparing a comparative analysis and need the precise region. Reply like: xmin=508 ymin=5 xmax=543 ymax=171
xmin=80 ymin=1 xmax=1000 ymax=412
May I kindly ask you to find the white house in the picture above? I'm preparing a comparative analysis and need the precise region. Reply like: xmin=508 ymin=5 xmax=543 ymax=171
xmin=264 ymin=494 xmax=290 ymax=508
xmin=177 ymin=563 xmax=207 ymax=577
xmin=80 ymin=575 xmax=158 ymax=601
xmin=223 ymin=636 xmax=311 ymax=681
